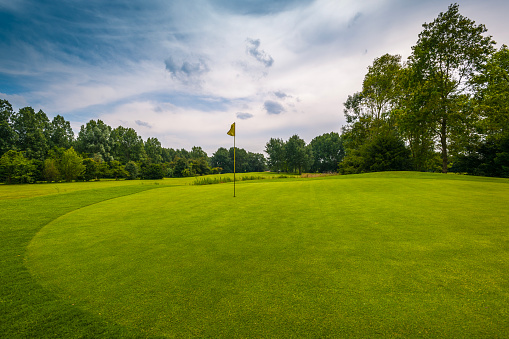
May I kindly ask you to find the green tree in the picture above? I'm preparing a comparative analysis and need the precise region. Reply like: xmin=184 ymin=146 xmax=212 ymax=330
xmin=43 ymin=158 xmax=60 ymax=182
xmin=0 ymin=99 xmax=16 ymax=155
xmin=80 ymin=158 xmax=99 ymax=181
xmin=110 ymin=126 xmax=146 ymax=163
xmin=210 ymin=147 xmax=231 ymax=173
xmin=75 ymin=120 xmax=113 ymax=162
xmin=125 ymin=161 xmax=140 ymax=180
xmin=285 ymin=134 xmax=312 ymax=175
xmin=265 ymin=138 xmax=286 ymax=172
xmin=59 ymin=147 xmax=85 ymax=182
xmin=142 ymin=163 xmax=165 ymax=179
xmin=109 ymin=160 xmax=127 ymax=180
xmin=12 ymin=107 xmax=50 ymax=160
xmin=145 ymin=137 xmax=163 ymax=163
xmin=407 ymin=3 xmax=495 ymax=173
xmin=0 ymin=150 xmax=36 ymax=184
xmin=246 ymin=152 xmax=266 ymax=172
xmin=48 ymin=115 xmax=74 ymax=149
xmin=309 ymin=132 xmax=345 ymax=172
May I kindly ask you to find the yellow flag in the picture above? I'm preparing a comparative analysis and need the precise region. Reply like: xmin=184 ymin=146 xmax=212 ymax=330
xmin=227 ymin=122 xmax=235 ymax=136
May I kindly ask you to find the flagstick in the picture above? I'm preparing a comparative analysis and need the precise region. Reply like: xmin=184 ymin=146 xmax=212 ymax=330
xmin=233 ymin=133 xmax=236 ymax=197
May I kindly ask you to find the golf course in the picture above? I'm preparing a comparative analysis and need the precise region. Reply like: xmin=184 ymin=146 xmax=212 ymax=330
xmin=1 ymin=172 xmax=508 ymax=338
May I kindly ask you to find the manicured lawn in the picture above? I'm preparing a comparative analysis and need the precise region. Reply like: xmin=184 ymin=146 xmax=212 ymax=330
xmin=2 ymin=172 xmax=509 ymax=337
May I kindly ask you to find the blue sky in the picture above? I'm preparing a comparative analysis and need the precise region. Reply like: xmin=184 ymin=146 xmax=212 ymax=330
xmin=1 ymin=0 xmax=508 ymax=154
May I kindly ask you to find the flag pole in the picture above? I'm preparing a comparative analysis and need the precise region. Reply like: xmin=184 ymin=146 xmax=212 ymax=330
xmin=227 ymin=122 xmax=236 ymax=197
xmin=233 ymin=131 xmax=236 ymax=197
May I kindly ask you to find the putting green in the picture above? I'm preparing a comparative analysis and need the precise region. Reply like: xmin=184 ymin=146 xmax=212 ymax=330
xmin=27 ymin=174 xmax=509 ymax=337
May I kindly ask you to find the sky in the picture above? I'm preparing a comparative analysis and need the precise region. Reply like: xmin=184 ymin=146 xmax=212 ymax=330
xmin=1 ymin=0 xmax=508 ymax=155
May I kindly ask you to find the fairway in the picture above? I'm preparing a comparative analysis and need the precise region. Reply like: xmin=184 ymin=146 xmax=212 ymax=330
xmin=20 ymin=173 xmax=509 ymax=337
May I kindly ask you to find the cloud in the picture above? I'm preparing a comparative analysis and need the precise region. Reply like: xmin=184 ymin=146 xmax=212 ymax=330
xmin=274 ymin=91 xmax=291 ymax=99
xmin=246 ymin=38 xmax=274 ymax=67
xmin=165 ymin=57 xmax=210 ymax=83
xmin=236 ymin=112 xmax=253 ymax=120
xmin=135 ymin=120 xmax=151 ymax=128
xmin=264 ymin=100 xmax=285 ymax=115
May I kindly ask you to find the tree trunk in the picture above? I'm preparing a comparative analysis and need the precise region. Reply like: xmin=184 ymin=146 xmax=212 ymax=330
xmin=440 ymin=117 xmax=448 ymax=173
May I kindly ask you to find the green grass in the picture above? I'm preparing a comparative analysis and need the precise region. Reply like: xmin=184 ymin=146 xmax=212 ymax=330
xmin=2 ymin=172 xmax=509 ymax=337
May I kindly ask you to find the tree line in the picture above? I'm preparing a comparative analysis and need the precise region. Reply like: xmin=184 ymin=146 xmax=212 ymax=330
xmin=337 ymin=4 xmax=508 ymax=177
xmin=0 ymin=103 xmax=269 ymax=183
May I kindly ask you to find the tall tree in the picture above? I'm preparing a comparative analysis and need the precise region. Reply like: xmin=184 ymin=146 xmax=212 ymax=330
xmin=110 ymin=126 xmax=145 ymax=163
xmin=75 ymin=120 xmax=113 ymax=162
xmin=48 ymin=115 xmax=74 ymax=149
xmin=59 ymin=147 xmax=85 ymax=182
xmin=210 ymin=147 xmax=231 ymax=172
xmin=12 ymin=107 xmax=50 ymax=160
xmin=309 ymin=132 xmax=345 ymax=172
xmin=145 ymin=137 xmax=163 ymax=164
xmin=265 ymin=138 xmax=286 ymax=172
xmin=285 ymin=134 xmax=312 ymax=175
xmin=408 ymin=3 xmax=495 ymax=173
xmin=0 ymin=99 xmax=16 ymax=155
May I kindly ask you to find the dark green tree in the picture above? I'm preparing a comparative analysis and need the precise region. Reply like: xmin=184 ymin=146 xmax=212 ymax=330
xmin=145 ymin=137 xmax=163 ymax=164
xmin=0 ymin=150 xmax=36 ymax=184
xmin=210 ymin=147 xmax=231 ymax=173
xmin=309 ymin=132 xmax=345 ymax=172
xmin=110 ymin=126 xmax=146 ymax=163
xmin=407 ymin=3 xmax=495 ymax=173
xmin=59 ymin=147 xmax=85 ymax=182
xmin=265 ymin=138 xmax=286 ymax=172
xmin=48 ymin=115 xmax=74 ymax=149
xmin=12 ymin=107 xmax=50 ymax=160
xmin=75 ymin=120 xmax=113 ymax=162
xmin=285 ymin=134 xmax=312 ymax=175
xmin=0 ymin=99 xmax=16 ymax=155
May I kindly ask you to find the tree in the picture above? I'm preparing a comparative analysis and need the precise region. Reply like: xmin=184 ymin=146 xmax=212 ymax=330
xmin=75 ymin=120 xmax=113 ymax=162
xmin=309 ymin=132 xmax=345 ymax=172
xmin=285 ymin=134 xmax=312 ymax=175
xmin=59 ymin=147 xmax=85 ymax=182
xmin=0 ymin=150 xmax=36 ymax=184
xmin=362 ymin=53 xmax=403 ymax=129
xmin=247 ymin=152 xmax=266 ymax=172
xmin=265 ymin=138 xmax=286 ymax=172
xmin=110 ymin=126 xmax=145 ymax=163
xmin=145 ymin=137 xmax=163 ymax=164
xmin=408 ymin=3 xmax=495 ymax=173
xmin=109 ymin=160 xmax=127 ymax=180
xmin=210 ymin=147 xmax=231 ymax=173
xmin=142 ymin=163 xmax=165 ymax=179
xmin=0 ymin=99 xmax=16 ymax=155
xmin=43 ymin=158 xmax=60 ymax=182
xmin=12 ymin=107 xmax=50 ymax=160
xmin=472 ymin=45 xmax=509 ymax=138
xmin=125 ymin=161 xmax=140 ymax=180
xmin=48 ymin=115 xmax=74 ymax=149
xmin=80 ymin=158 xmax=99 ymax=181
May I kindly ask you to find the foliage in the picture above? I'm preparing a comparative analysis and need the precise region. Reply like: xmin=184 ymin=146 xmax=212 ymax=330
xmin=406 ymin=3 xmax=496 ymax=173
xmin=75 ymin=119 xmax=113 ymax=162
xmin=59 ymin=147 xmax=85 ymax=182
xmin=12 ymin=107 xmax=50 ymax=160
xmin=110 ymin=126 xmax=146 ymax=163
xmin=309 ymin=132 xmax=345 ymax=172
xmin=141 ymin=163 xmax=165 ymax=179
xmin=0 ymin=150 xmax=36 ymax=184
xmin=0 ymin=99 xmax=16 ymax=156
xmin=125 ymin=161 xmax=140 ymax=180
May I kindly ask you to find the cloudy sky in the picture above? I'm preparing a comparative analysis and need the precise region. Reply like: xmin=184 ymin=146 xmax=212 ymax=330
xmin=1 ymin=0 xmax=508 ymax=155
